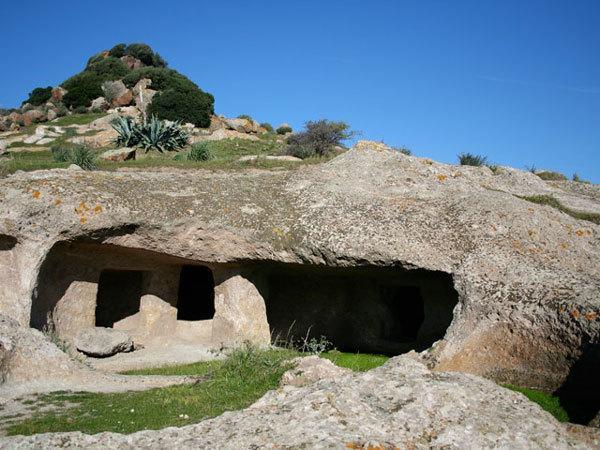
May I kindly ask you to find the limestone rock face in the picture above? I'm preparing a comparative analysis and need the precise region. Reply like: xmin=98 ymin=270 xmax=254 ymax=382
xmin=74 ymin=327 xmax=133 ymax=357
xmin=132 ymin=78 xmax=157 ymax=118
xmin=212 ymin=274 xmax=271 ymax=347
xmin=0 ymin=142 xmax=598 ymax=405
xmin=0 ymin=356 xmax=590 ymax=449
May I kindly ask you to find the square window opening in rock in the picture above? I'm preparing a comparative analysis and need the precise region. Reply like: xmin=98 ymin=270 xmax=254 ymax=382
xmin=96 ymin=270 xmax=144 ymax=327
xmin=177 ymin=265 xmax=215 ymax=321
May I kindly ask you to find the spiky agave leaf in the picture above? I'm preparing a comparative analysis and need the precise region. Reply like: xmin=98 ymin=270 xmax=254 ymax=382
xmin=111 ymin=116 xmax=140 ymax=147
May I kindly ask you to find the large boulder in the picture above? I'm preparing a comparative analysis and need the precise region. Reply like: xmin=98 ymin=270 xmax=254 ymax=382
xmin=51 ymin=86 xmax=67 ymax=102
xmin=22 ymin=109 xmax=45 ymax=126
xmin=99 ymin=147 xmax=136 ymax=162
xmin=120 ymin=55 xmax=143 ymax=70
xmin=90 ymin=96 xmax=109 ymax=111
xmin=223 ymin=117 xmax=262 ymax=134
xmin=101 ymin=80 xmax=133 ymax=108
xmin=74 ymin=327 xmax=134 ymax=357
xmin=132 ymin=78 xmax=157 ymax=118
xmin=0 ymin=355 xmax=591 ymax=448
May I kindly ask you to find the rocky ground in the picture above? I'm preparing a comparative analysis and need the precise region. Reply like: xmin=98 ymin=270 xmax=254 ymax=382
xmin=1 ymin=355 xmax=598 ymax=449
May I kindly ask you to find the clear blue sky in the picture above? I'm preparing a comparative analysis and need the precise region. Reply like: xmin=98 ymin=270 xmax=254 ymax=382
xmin=2 ymin=0 xmax=599 ymax=181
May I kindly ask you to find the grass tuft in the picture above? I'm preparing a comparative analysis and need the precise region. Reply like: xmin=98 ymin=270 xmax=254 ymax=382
xmin=504 ymin=384 xmax=570 ymax=422
xmin=518 ymin=194 xmax=600 ymax=225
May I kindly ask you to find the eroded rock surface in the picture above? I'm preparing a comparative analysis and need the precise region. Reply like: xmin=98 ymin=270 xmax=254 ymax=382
xmin=0 ymin=356 xmax=592 ymax=449
xmin=0 ymin=143 xmax=598 ymax=416
xmin=74 ymin=327 xmax=133 ymax=357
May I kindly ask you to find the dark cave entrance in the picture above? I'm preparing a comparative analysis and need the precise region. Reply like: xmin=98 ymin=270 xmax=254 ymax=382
xmin=95 ymin=270 xmax=145 ymax=327
xmin=380 ymin=285 xmax=425 ymax=342
xmin=260 ymin=265 xmax=458 ymax=355
xmin=177 ymin=265 xmax=215 ymax=321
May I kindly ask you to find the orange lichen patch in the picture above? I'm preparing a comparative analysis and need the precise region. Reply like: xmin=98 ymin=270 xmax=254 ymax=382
xmin=32 ymin=190 xmax=41 ymax=199
xmin=575 ymin=229 xmax=586 ymax=237
xmin=345 ymin=444 xmax=399 ymax=450
xmin=585 ymin=311 xmax=598 ymax=321
xmin=93 ymin=205 xmax=103 ymax=214
xmin=74 ymin=202 xmax=90 ymax=214
xmin=528 ymin=208 xmax=534 ymax=212
xmin=437 ymin=174 xmax=447 ymax=182
xmin=560 ymin=243 xmax=569 ymax=250
xmin=80 ymin=217 xmax=87 ymax=224
xmin=559 ymin=306 xmax=566 ymax=314
xmin=527 ymin=229 xmax=536 ymax=237
xmin=571 ymin=309 xmax=580 ymax=319
xmin=54 ymin=198 xmax=62 ymax=206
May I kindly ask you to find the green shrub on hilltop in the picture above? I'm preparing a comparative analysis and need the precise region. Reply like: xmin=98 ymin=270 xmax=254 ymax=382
xmin=23 ymin=86 xmax=53 ymax=106
xmin=276 ymin=125 xmax=292 ymax=135
xmin=61 ymin=72 xmax=104 ymax=109
xmin=124 ymin=43 xmax=167 ymax=67
xmin=285 ymin=120 xmax=353 ymax=159
xmin=86 ymin=57 xmax=129 ymax=79
xmin=260 ymin=122 xmax=274 ymax=132
xmin=108 ymin=43 xmax=127 ymax=58
xmin=148 ymin=88 xmax=214 ymax=128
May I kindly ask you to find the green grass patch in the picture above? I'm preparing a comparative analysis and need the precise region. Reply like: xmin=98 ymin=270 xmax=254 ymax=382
xmin=504 ymin=384 xmax=570 ymax=422
xmin=7 ymin=347 xmax=298 ymax=436
xmin=518 ymin=194 xmax=600 ymax=225
xmin=322 ymin=350 xmax=389 ymax=371
xmin=7 ymin=348 xmax=389 ymax=436
xmin=50 ymin=113 xmax=107 ymax=127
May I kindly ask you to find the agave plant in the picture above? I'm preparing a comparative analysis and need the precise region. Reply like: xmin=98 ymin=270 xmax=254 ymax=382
xmin=111 ymin=115 xmax=188 ymax=153
xmin=111 ymin=116 xmax=140 ymax=147
xmin=136 ymin=116 xmax=189 ymax=153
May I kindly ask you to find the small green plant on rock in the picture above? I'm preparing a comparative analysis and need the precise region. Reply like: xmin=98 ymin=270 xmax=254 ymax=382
xmin=188 ymin=142 xmax=213 ymax=161
xmin=458 ymin=152 xmax=488 ymax=166
xmin=50 ymin=145 xmax=97 ymax=170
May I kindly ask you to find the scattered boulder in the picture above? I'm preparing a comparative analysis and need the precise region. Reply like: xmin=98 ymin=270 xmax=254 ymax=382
xmin=99 ymin=147 xmax=136 ymax=162
xmin=0 ymin=139 xmax=6 ymax=155
xmin=238 ymin=155 xmax=302 ymax=163
xmin=35 ymin=137 xmax=54 ymax=146
xmin=45 ymin=108 xmax=57 ymax=122
xmin=51 ymin=86 xmax=67 ymax=102
xmin=22 ymin=135 xmax=41 ymax=145
xmin=202 ymin=128 xmax=259 ymax=141
xmin=223 ymin=117 xmax=262 ymax=134
xmin=74 ymin=327 xmax=134 ymax=357
xmin=67 ymin=164 xmax=83 ymax=171
xmin=280 ymin=355 xmax=351 ymax=387
xmin=90 ymin=96 xmax=110 ymax=111
xmin=102 ymin=80 xmax=133 ymax=107
xmin=22 ymin=109 xmax=45 ymax=126
xmin=120 ymin=55 xmax=143 ymax=70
